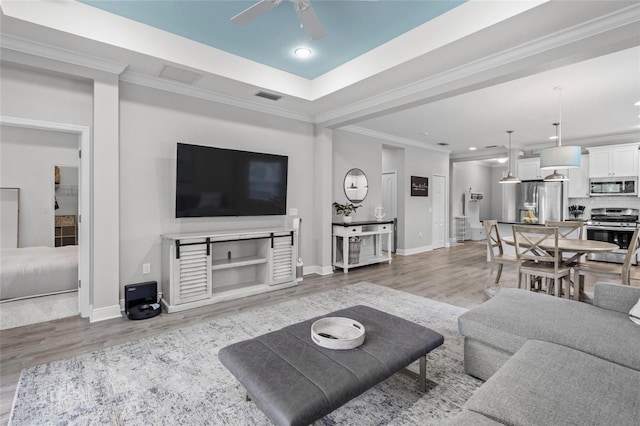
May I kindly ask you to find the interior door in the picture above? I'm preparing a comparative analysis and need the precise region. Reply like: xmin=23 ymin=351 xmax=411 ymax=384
xmin=432 ymin=175 xmax=446 ymax=249
xmin=381 ymin=171 xmax=397 ymax=252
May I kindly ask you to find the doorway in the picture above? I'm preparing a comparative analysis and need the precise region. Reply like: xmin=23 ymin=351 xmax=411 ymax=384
xmin=0 ymin=116 xmax=91 ymax=321
xmin=432 ymin=175 xmax=446 ymax=249
xmin=381 ymin=171 xmax=397 ymax=252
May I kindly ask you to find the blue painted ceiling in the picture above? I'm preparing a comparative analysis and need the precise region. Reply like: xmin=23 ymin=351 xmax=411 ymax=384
xmin=79 ymin=0 xmax=465 ymax=79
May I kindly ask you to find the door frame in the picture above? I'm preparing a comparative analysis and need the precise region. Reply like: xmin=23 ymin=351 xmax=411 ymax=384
xmin=431 ymin=174 xmax=448 ymax=249
xmin=382 ymin=170 xmax=398 ymax=252
xmin=1 ymin=115 xmax=91 ymax=318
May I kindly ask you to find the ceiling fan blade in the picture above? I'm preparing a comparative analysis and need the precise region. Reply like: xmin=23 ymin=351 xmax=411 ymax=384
xmin=294 ymin=0 xmax=325 ymax=40
xmin=231 ymin=0 xmax=281 ymax=25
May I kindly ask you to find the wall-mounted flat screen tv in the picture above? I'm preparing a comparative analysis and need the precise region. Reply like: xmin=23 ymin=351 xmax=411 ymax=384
xmin=175 ymin=143 xmax=288 ymax=217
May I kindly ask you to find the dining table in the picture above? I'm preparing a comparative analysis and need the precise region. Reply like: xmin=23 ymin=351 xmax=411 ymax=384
xmin=501 ymin=235 xmax=618 ymax=300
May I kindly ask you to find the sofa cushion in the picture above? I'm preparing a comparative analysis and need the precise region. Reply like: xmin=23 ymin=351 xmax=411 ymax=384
xmin=458 ymin=288 xmax=640 ymax=371
xmin=465 ymin=340 xmax=640 ymax=426
xmin=629 ymin=297 xmax=640 ymax=325
xmin=593 ymin=282 xmax=640 ymax=314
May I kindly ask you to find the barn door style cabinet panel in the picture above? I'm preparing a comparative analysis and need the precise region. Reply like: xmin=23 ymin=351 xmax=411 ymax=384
xmin=161 ymin=227 xmax=297 ymax=313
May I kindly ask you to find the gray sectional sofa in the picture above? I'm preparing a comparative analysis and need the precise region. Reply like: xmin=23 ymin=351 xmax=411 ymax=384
xmin=452 ymin=282 xmax=640 ymax=425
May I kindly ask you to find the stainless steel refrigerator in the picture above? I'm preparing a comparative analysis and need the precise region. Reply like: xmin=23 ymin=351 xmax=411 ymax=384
xmin=507 ymin=181 xmax=564 ymax=224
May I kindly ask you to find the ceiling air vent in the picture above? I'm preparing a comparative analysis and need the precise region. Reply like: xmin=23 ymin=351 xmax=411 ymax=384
xmin=485 ymin=145 xmax=498 ymax=148
xmin=437 ymin=142 xmax=449 ymax=146
xmin=159 ymin=65 xmax=203 ymax=85
xmin=255 ymin=91 xmax=282 ymax=101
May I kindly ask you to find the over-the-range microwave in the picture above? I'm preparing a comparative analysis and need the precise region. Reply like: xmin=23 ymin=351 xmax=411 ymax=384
xmin=589 ymin=177 xmax=637 ymax=196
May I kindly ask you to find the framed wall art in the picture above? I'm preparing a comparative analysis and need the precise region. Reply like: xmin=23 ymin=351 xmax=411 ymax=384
xmin=411 ymin=176 xmax=428 ymax=197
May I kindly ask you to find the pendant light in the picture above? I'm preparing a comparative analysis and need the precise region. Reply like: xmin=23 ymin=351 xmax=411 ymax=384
xmin=543 ymin=123 xmax=569 ymax=181
xmin=499 ymin=130 xmax=520 ymax=184
xmin=539 ymin=87 xmax=581 ymax=171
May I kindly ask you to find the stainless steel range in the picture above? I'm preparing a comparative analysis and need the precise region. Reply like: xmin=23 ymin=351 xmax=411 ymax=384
xmin=586 ymin=208 xmax=639 ymax=264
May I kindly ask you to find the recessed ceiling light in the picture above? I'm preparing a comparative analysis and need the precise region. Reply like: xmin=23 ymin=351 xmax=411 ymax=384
xmin=549 ymin=135 xmax=558 ymax=140
xmin=497 ymin=158 xmax=508 ymax=164
xmin=469 ymin=147 xmax=477 ymax=151
xmin=635 ymin=101 xmax=640 ymax=106
xmin=294 ymin=47 xmax=312 ymax=58
xmin=423 ymin=131 xmax=429 ymax=136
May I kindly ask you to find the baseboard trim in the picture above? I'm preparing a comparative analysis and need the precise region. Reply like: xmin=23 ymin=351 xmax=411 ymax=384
xmin=396 ymin=245 xmax=433 ymax=256
xmin=90 ymin=304 xmax=122 ymax=323
xmin=304 ymin=265 xmax=334 ymax=276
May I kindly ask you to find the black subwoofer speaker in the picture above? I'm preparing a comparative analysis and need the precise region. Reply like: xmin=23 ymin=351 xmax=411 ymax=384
xmin=125 ymin=281 xmax=161 ymax=320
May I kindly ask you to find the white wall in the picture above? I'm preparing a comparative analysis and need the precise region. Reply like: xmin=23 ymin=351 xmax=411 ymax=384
xmin=0 ymin=126 xmax=79 ymax=247
xmin=333 ymin=130 xmax=382 ymax=222
xmin=401 ymin=146 xmax=449 ymax=251
xmin=0 ymin=65 xmax=92 ymax=125
xmin=451 ymin=161 xmax=493 ymax=236
xmin=333 ymin=130 xmax=449 ymax=253
xmin=491 ymin=165 xmax=507 ymax=220
xmin=118 ymin=82 xmax=316 ymax=288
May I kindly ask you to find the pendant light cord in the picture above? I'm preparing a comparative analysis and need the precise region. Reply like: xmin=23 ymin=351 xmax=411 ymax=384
xmin=555 ymin=86 xmax=563 ymax=148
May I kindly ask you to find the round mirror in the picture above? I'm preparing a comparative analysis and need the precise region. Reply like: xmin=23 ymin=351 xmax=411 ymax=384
xmin=343 ymin=168 xmax=368 ymax=203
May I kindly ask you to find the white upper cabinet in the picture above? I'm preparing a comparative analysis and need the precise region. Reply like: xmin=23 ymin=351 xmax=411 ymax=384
xmin=588 ymin=144 xmax=639 ymax=178
xmin=567 ymin=155 xmax=590 ymax=198
xmin=517 ymin=157 xmax=567 ymax=181
xmin=517 ymin=158 xmax=543 ymax=180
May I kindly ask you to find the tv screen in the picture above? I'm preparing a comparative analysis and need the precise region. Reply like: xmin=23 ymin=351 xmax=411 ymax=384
xmin=175 ymin=143 xmax=288 ymax=217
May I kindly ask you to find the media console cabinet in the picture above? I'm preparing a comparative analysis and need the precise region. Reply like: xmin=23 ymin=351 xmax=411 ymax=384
xmin=161 ymin=227 xmax=298 ymax=313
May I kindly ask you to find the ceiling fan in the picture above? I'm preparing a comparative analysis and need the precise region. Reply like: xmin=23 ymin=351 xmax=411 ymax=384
xmin=231 ymin=0 xmax=325 ymax=40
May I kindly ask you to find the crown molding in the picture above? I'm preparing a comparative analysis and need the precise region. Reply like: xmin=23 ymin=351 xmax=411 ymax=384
xmin=316 ymin=3 xmax=640 ymax=125
xmin=0 ymin=34 xmax=128 ymax=75
xmin=451 ymin=130 xmax=640 ymax=162
xmin=119 ymin=71 xmax=314 ymax=124
xmin=1 ymin=34 xmax=314 ymax=123
xmin=341 ymin=126 xmax=451 ymax=153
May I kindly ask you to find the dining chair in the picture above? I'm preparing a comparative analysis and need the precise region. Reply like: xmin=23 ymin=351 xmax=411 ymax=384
xmin=483 ymin=220 xmax=518 ymax=297
xmin=574 ymin=227 xmax=640 ymax=297
xmin=512 ymin=225 xmax=572 ymax=297
xmin=545 ymin=220 xmax=585 ymax=265
xmin=545 ymin=220 xmax=584 ymax=239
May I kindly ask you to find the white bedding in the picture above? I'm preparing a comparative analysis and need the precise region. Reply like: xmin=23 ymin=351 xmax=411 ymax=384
xmin=1 ymin=246 xmax=78 ymax=300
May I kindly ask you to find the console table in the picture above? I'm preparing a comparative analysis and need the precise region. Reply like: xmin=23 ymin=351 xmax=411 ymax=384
xmin=332 ymin=220 xmax=393 ymax=273
xmin=161 ymin=227 xmax=297 ymax=313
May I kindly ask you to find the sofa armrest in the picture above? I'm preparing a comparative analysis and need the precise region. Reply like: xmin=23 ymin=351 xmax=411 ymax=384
xmin=592 ymin=282 xmax=640 ymax=314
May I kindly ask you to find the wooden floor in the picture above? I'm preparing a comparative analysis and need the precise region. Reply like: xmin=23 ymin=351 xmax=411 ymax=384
xmin=1 ymin=241 xmax=637 ymax=422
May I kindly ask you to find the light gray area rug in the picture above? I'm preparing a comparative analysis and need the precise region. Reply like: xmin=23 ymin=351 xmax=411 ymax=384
xmin=1 ymin=292 xmax=78 ymax=330
xmin=10 ymin=282 xmax=482 ymax=425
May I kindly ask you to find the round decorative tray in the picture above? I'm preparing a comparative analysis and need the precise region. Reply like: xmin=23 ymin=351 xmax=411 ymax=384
xmin=311 ymin=317 xmax=365 ymax=350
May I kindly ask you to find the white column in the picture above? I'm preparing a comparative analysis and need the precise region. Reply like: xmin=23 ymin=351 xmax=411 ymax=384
xmin=90 ymin=74 xmax=121 ymax=322
xmin=313 ymin=126 xmax=334 ymax=275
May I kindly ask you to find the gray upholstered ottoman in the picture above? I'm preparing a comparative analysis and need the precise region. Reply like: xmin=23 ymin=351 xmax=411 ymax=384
xmin=219 ymin=304 xmax=444 ymax=426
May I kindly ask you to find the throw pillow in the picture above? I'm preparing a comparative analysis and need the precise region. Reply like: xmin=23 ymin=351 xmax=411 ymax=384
xmin=630 ymin=297 xmax=640 ymax=325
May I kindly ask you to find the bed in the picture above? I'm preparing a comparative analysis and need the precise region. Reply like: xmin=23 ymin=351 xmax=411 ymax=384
xmin=1 ymin=246 xmax=78 ymax=301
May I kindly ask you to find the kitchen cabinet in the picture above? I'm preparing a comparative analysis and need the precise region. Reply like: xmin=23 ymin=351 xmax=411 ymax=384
xmin=588 ymin=144 xmax=639 ymax=178
xmin=567 ymin=155 xmax=590 ymax=198
xmin=517 ymin=158 xmax=543 ymax=180
xmin=517 ymin=158 xmax=566 ymax=181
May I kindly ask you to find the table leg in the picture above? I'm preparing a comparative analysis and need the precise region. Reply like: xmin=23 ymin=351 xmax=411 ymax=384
xmin=419 ymin=355 xmax=426 ymax=392
xmin=343 ymin=236 xmax=349 ymax=273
